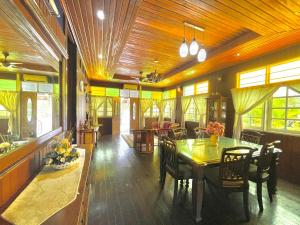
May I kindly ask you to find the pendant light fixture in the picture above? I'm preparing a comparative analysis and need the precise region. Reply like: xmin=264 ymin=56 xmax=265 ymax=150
xmin=189 ymin=29 xmax=199 ymax=55
xmin=197 ymin=48 xmax=207 ymax=62
xmin=179 ymin=22 xmax=206 ymax=62
xmin=179 ymin=23 xmax=188 ymax=58
xmin=179 ymin=40 xmax=188 ymax=58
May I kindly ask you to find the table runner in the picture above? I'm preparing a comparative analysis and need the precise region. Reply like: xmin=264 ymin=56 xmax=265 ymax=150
xmin=1 ymin=148 xmax=86 ymax=225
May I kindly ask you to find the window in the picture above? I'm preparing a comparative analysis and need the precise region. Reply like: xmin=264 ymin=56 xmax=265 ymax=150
xmin=164 ymin=102 xmax=171 ymax=119
xmin=238 ymin=68 xmax=266 ymax=88
xmin=269 ymin=87 xmax=300 ymax=132
xmin=184 ymin=100 xmax=200 ymax=122
xmin=241 ymin=87 xmax=300 ymax=134
xmin=144 ymin=104 xmax=159 ymax=118
xmin=183 ymin=85 xmax=194 ymax=96
xmin=270 ymin=59 xmax=300 ymax=84
xmin=238 ymin=59 xmax=300 ymax=88
xmin=163 ymin=89 xmax=176 ymax=100
xmin=242 ymin=103 xmax=264 ymax=129
xmin=0 ymin=105 xmax=9 ymax=118
xmin=96 ymin=99 xmax=113 ymax=117
xmin=183 ymin=81 xmax=209 ymax=96
xmin=196 ymin=81 xmax=209 ymax=94
xmin=152 ymin=104 xmax=159 ymax=117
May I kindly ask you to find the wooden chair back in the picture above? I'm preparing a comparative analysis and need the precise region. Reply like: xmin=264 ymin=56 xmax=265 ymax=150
xmin=194 ymin=127 xmax=207 ymax=138
xmin=162 ymin=137 xmax=178 ymax=175
xmin=169 ymin=128 xmax=187 ymax=140
xmin=257 ymin=140 xmax=280 ymax=177
xmin=220 ymin=147 xmax=257 ymax=188
xmin=240 ymin=130 xmax=263 ymax=144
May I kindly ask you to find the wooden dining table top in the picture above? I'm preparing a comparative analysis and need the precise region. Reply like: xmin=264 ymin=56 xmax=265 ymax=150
xmin=175 ymin=137 xmax=279 ymax=166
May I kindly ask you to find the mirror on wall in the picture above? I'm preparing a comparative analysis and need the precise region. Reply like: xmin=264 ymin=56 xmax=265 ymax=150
xmin=0 ymin=12 xmax=60 ymax=158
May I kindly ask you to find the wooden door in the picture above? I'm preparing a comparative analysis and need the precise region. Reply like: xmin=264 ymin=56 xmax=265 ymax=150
xmin=130 ymin=98 xmax=139 ymax=130
xmin=21 ymin=92 xmax=37 ymax=138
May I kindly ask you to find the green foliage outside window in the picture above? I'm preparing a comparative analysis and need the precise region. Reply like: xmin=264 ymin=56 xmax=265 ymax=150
xmin=242 ymin=103 xmax=264 ymax=129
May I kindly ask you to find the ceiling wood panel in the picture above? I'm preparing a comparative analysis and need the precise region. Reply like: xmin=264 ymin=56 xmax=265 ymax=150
xmin=61 ymin=0 xmax=300 ymax=87
xmin=61 ymin=0 xmax=141 ymax=79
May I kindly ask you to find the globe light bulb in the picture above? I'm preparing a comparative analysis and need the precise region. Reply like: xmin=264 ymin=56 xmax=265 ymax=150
xmin=189 ymin=38 xmax=199 ymax=55
xmin=179 ymin=40 xmax=188 ymax=58
xmin=197 ymin=48 xmax=207 ymax=62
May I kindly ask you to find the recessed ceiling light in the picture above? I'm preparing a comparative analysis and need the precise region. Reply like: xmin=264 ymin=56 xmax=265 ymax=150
xmin=97 ymin=10 xmax=105 ymax=20
xmin=236 ymin=53 xmax=240 ymax=56
xmin=154 ymin=59 xmax=159 ymax=63
xmin=98 ymin=54 xmax=103 ymax=59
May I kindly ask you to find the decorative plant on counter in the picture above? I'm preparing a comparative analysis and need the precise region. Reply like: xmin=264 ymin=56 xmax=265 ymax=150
xmin=45 ymin=138 xmax=79 ymax=169
xmin=0 ymin=141 xmax=11 ymax=154
xmin=205 ymin=121 xmax=225 ymax=145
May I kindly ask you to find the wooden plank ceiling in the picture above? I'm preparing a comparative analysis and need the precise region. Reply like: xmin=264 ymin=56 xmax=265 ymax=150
xmin=61 ymin=0 xmax=300 ymax=87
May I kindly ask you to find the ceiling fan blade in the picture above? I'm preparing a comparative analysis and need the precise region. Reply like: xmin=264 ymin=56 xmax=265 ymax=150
xmin=10 ymin=62 xmax=23 ymax=65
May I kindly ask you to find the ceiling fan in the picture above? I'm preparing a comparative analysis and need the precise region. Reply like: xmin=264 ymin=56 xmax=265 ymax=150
xmin=138 ymin=70 xmax=162 ymax=83
xmin=0 ymin=52 xmax=23 ymax=68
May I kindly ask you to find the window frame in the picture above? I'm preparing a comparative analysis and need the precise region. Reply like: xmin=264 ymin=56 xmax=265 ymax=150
xmin=237 ymin=58 xmax=300 ymax=88
xmin=267 ymin=87 xmax=300 ymax=134
xmin=242 ymin=86 xmax=300 ymax=135
xmin=96 ymin=99 xmax=113 ymax=118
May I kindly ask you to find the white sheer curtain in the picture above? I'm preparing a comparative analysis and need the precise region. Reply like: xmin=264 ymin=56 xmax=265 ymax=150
xmin=231 ymin=86 xmax=278 ymax=139
xmin=140 ymin=99 xmax=152 ymax=128
xmin=193 ymin=94 xmax=207 ymax=128
xmin=0 ymin=91 xmax=19 ymax=135
xmin=90 ymin=96 xmax=107 ymax=125
xmin=181 ymin=96 xmax=192 ymax=128
xmin=289 ymin=82 xmax=300 ymax=92
xmin=164 ymin=99 xmax=176 ymax=122
xmin=155 ymin=100 xmax=167 ymax=126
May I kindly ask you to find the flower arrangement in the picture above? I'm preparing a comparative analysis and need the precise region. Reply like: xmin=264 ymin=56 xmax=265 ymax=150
xmin=0 ymin=142 xmax=11 ymax=154
xmin=205 ymin=121 xmax=225 ymax=136
xmin=45 ymin=138 xmax=79 ymax=169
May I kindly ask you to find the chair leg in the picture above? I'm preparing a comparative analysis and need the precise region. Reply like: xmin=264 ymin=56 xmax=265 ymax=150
xmin=173 ymin=179 xmax=178 ymax=206
xmin=257 ymin=182 xmax=263 ymax=212
xmin=185 ymin=179 xmax=189 ymax=189
xmin=243 ymin=189 xmax=250 ymax=221
xmin=180 ymin=179 xmax=184 ymax=188
xmin=267 ymin=180 xmax=273 ymax=202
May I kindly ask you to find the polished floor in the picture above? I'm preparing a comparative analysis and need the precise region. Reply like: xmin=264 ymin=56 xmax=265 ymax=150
xmin=88 ymin=135 xmax=300 ymax=225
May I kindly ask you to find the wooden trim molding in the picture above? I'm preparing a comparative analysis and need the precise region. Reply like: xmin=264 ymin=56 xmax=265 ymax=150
xmin=24 ymin=0 xmax=68 ymax=59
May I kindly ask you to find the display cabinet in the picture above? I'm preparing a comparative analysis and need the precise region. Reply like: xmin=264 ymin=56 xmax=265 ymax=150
xmin=206 ymin=95 xmax=227 ymax=125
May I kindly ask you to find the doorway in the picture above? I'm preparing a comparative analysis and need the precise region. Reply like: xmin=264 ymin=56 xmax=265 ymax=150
xmin=36 ymin=93 xmax=52 ymax=137
xmin=120 ymin=97 xmax=130 ymax=133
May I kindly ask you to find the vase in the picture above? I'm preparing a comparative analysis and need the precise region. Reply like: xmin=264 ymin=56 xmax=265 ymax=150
xmin=210 ymin=134 xmax=219 ymax=145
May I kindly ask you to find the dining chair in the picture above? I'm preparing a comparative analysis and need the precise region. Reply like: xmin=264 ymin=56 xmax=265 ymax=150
xmin=248 ymin=140 xmax=281 ymax=211
xmin=240 ymin=130 xmax=263 ymax=144
xmin=204 ymin=146 xmax=257 ymax=221
xmin=160 ymin=137 xmax=193 ymax=206
xmin=169 ymin=127 xmax=187 ymax=140
xmin=194 ymin=127 xmax=207 ymax=139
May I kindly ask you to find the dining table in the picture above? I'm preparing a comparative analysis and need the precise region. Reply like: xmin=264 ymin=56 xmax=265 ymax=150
xmin=174 ymin=137 xmax=282 ymax=223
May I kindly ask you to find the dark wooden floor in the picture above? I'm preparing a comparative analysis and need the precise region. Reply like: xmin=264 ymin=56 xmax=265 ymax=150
xmin=88 ymin=135 xmax=300 ymax=225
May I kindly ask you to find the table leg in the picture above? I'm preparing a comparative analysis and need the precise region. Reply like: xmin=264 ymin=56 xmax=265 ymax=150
xmin=192 ymin=166 xmax=204 ymax=223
